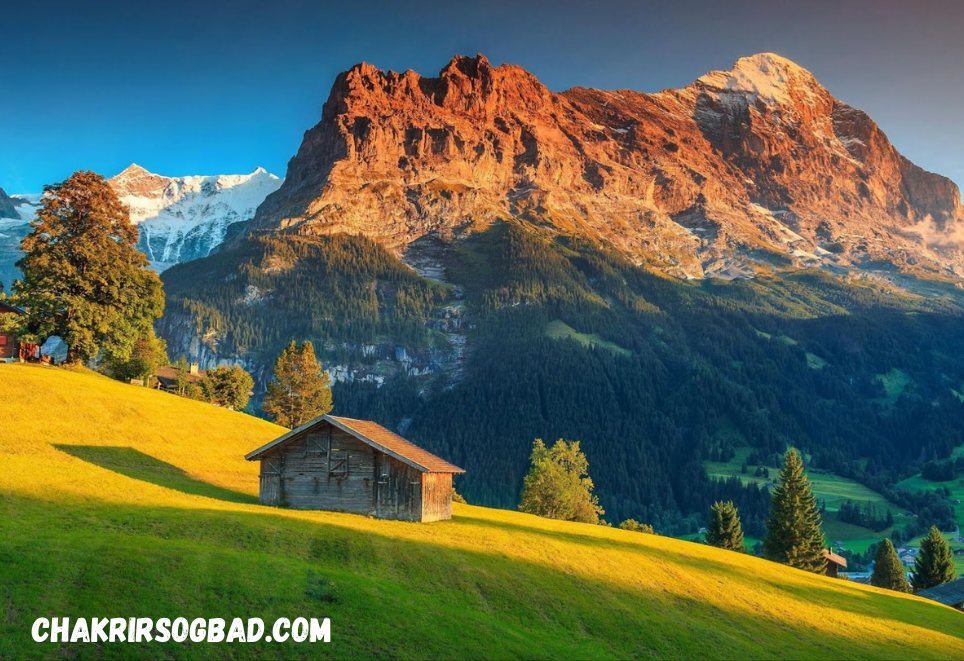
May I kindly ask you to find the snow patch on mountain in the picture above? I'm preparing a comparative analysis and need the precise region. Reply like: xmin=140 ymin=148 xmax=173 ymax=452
xmin=109 ymin=164 xmax=282 ymax=270
xmin=0 ymin=166 xmax=281 ymax=285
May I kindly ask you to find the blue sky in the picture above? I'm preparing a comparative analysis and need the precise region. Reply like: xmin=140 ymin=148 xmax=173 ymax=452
xmin=2 ymin=0 xmax=963 ymax=192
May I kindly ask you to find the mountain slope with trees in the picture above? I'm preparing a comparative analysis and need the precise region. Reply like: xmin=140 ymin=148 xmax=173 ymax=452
xmin=162 ymin=220 xmax=964 ymax=532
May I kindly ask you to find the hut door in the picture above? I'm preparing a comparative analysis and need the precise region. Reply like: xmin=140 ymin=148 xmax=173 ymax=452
xmin=375 ymin=454 xmax=392 ymax=518
xmin=260 ymin=455 xmax=283 ymax=506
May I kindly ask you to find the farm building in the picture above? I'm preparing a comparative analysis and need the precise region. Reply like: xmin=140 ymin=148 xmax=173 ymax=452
xmin=916 ymin=578 xmax=964 ymax=611
xmin=245 ymin=414 xmax=465 ymax=522
xmin=0 ymin=302 xmax=21 ymax=362
xmin=0 ymin=302 xmax=40 ymax=362
xmin=823 ymin=548 xmax=848 ymax=578
xmin=154 ymin=362 xmax=205 ymax=392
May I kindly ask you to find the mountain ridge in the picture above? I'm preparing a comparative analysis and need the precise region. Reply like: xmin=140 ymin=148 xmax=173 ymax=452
xmin=0 ymin=165 xmax=282 ymax=285
xmin=239 ymin=52 xmax=964 ymax=280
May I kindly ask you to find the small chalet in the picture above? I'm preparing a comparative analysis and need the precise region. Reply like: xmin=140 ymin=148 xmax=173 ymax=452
xmin=0 ymin=301 xmax=20 ymax=362
xmin=245 ymin=414 xmax=465 ymax=522
xmin=154 ymin=362 xmax=205 ymax=392
xmin=917 ymin=578 xmax=964 ymax=611
xmin=823 ymin=548 xmax=848 ymax=578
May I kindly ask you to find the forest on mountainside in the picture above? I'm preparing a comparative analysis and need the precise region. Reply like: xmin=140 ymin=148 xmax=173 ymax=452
xmin=162 ymin=221 xmax=964 ymax=531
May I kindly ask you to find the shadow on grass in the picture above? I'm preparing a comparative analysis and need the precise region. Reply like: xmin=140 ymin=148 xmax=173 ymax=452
xmin=55 ymin=445 xmax=257 ymax=504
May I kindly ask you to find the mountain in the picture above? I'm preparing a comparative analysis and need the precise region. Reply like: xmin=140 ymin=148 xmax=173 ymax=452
xmin=0 ymin=165 xmax=282 ymax=286
xmin=0 ymin=193 xmax=38 ymax=292
xmin=156 ymin=53 xmax=964 ymax=531
xmin=0 ymin=187 xmax=19 ymax=219
xmin=110 ymin=164 xmax=283 ymax=270
xmin=4 ymin=363 xmax=964 ymax=659
xmin=242 ymin=52 xmax=964 ymax=279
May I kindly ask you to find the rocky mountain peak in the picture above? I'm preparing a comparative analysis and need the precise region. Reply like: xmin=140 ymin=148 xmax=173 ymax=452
xmin=109 ymin=163 xmax=172 ymax=199
xmin=244 ymin=53 xmax=964 ymax=279
xmin=0 ymin=187 xmax=20 ymax=219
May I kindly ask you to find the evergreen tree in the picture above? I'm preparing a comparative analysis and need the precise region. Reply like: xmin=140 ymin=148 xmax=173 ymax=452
xmin=871 ymin=539 xmax=911 ymax=592
xmin=519 ymin=439 xmax=604 ymax=524
xmin=706 ymin=500 xmax=746 ymax=552
xmin=762 ymin=449 xmax=827 ymax=573
xmin=263 ymin=340 xmax=333 ymax=428
xmin=13 ymin=171 xmax=164 ymax=364
xmin=911 ymin=526 xmax=956 ymax=591
xmin=199 ymin=365 xmax=254 ymax=411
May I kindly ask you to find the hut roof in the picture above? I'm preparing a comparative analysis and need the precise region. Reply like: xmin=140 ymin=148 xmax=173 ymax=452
xmin=917 ymin=578 xmax=964 ymax=607
xmin=0 ymin=301 xmax=23 ymax=315
xmin=245 ymin=414 xmax=465 ymax=474
xmin=823 ymin=549 xmax=848 ymax=568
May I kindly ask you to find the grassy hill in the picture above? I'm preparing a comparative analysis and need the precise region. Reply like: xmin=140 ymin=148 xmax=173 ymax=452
xmin=2 ymin=364 xmax=963 ymax=659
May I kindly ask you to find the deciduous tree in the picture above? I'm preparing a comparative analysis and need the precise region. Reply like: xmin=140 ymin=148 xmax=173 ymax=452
xmin=263 ymin=340 xmax=332 ymax=428
xmin=519 ymin=438 xmax=604 ymax=524
xmin=13 ymin=171 xmax=164 ymax=364
xmin=619 ymin=519 xmax=654 ymax=533
xmin=104 ymin=331 xmax=168 ymax=383
xmin=200 ymin=365 xmax=254 ymax=411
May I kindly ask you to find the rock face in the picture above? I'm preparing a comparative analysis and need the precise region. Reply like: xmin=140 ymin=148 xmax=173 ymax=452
xmin=245 ymin=53 xmax=964 ymax=278
xmin=109 ymin=164 xmax=283 ymax=270
xmin=0 ymin=188 xmax=19 ymax=220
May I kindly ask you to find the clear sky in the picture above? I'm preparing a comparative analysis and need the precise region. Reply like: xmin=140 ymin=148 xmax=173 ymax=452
xmin=2 ymin=0 xmax=963 ymax=192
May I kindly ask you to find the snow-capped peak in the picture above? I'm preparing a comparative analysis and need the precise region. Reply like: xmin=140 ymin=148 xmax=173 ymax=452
xmin=696 ymin=52 xmax=824 ymax=107
xmin=105 ymin=165 xmax=283 ymax=269
xmin=0 ymin=166 xmax=283 ymax=277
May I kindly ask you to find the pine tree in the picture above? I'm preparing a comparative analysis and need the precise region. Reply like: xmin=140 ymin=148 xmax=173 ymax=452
xmin=911 ymin=526 xmax=956 ymax=591
xmin=13 ymin=171 xmax=164 ymax=364
xmin=871 ymin=539 xmax=911 ymax=592
xmin=706 ymin=501 xmax=746 ymax=552
xmin=263 ymin=340 xmax=333 ymax=428
xmin=762 ymin=448 xmax=827 ymax=573
xmin=519 ymin=439 xmax=604 ymax=524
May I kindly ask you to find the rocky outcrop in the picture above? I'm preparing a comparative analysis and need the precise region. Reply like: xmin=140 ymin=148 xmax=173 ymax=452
xmin=244 ymin=53 xmax=964 ymax=278
xmin=0 ymin=188 xmax=19 ymax=219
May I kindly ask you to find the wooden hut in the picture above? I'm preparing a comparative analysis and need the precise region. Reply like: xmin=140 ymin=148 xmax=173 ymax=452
xmin=917 ymin=578 xmax=964 ymax=611
xmin=245 ymin=414 xmax=465 ymax=522
xmin=823 ymin=548 xmax=848 ymax=578
xmin=154 ymin=362 xmax=205 ymax=393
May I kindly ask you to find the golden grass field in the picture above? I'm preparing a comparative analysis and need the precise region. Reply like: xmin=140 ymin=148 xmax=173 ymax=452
xmin=1 ymin=363 xmax=963 ymax=659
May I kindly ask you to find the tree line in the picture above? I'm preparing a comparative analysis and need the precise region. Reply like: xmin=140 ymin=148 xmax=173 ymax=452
xmin=518 ymin=442 xmax=958 ymax=593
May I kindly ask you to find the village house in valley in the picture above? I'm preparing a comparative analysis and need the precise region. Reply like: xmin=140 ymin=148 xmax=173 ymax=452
xmin=245 ymin=415 xmax=465 ymax=522
xmin=0 ymin=302 xmax=41 ymax=363
xmin=154 ymin=362 xmax=205 ymax=392
xmin=823 ymin=548 xmax=848 ymax=578
xmin=0 ymin=302 xmax=20 ymax=362
xmin=917 ymin=578 xmax=964 ymax=611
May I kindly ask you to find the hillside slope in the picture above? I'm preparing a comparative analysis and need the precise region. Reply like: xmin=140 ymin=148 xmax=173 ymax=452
xmin=1 ymin=365 xmax=962 ymax=659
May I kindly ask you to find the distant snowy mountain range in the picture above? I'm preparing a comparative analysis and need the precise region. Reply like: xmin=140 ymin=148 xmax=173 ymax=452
xmin=0 ymin=165 xmax=282 ymax=288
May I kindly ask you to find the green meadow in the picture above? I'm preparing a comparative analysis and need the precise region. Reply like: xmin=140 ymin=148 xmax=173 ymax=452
xmin=2 ymin=364 xmax=963 ymax=659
